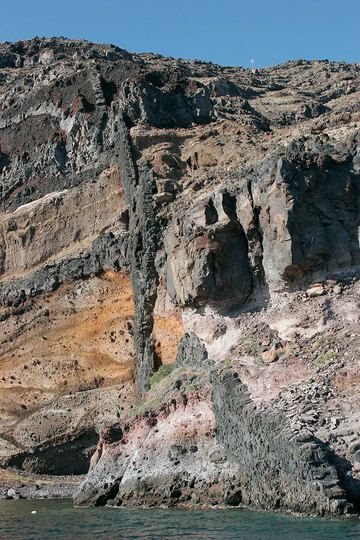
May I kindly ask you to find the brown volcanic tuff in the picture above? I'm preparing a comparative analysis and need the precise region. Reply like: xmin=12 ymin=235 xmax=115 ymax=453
xmin=0 ymin=272 xmax=135 ymax=472
xmin=1 ymin=38 xmax=360 ymax=514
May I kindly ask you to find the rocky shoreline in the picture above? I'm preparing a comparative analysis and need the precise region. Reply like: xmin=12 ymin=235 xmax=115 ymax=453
xmin=0 ymin=469 xmax=83 ymax=500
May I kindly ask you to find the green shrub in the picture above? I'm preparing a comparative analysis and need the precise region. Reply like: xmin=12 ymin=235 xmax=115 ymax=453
xmin=316 ymin=350 xmax=337 ymax=366
xmin=132 ymin=394 xmax=163 ymax=417
xmin=185 ymin=383 xmax=197 ymax=393
xmin=150 ymin=364 xmax=175 ymax=387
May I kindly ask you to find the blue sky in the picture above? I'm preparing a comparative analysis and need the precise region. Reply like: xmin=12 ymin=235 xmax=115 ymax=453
xmin=1 ymin=0 xmax=359 ymax=67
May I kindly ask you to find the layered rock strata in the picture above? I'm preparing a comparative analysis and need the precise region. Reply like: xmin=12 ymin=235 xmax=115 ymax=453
xmin=0 ymin=38 xmax=360 ymax=514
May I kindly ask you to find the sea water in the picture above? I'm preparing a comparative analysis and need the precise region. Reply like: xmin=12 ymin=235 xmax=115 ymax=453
xmin=0 ymin=499 xmax=360 ymax=539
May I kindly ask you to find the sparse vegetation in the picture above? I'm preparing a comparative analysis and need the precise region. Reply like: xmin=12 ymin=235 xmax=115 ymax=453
xmin=316 ymin=350 xmax=337 ymax=366
xmin=184 ymin=383 xmax=197 ymax=393
xmin=223 ymin=358 xmax=233 ymax=369
xmin=132 ymin=394 xmax=165 ymax=417
xmin=232 ymin=332 xmax=261 ymax=358
xmin=131 ymin=366 xmax=199 ymax=417
xmin=150 ymin=364 xmax=175 ymax=388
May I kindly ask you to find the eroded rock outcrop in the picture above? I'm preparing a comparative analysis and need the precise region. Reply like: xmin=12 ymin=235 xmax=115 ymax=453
xmin=212 ymin=371 xmax=351 ymax=515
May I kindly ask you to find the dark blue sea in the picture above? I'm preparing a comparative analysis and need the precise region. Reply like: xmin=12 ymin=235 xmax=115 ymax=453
xmin=1 ymin=499 xmax=360 ymax=539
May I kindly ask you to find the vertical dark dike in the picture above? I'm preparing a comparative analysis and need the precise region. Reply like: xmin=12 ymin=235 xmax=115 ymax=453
xmin=116 ymin=113 xmax=159 ymax=394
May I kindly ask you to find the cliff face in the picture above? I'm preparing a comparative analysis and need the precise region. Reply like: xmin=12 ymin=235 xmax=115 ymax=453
xmin=1 ymin=38 xmax=360 ymax=514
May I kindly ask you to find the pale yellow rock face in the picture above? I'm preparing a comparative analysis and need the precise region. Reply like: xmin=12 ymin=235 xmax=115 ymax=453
xmin=0 ymin=166 xmax=125 ymax=280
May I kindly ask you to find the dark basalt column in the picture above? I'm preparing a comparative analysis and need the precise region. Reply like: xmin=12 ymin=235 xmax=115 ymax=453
xmin=116 ymin=113 xmax=159 ymax=394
